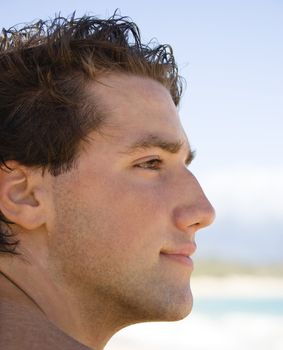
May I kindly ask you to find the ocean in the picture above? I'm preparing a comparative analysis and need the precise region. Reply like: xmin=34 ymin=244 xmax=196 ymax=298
xmin=195 ymin=296 xmax=283 ymax=316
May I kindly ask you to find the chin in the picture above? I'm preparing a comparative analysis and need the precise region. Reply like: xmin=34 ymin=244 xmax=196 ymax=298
xmin=170 ymin=286 xmax=194 ymax=321
xmin=166 ymin=298 xmax=193 ymax=321
xmin=117 ymin=281 xmax=194 ymax=325
xmin=148 ymin=290 xmax=194 ymax=323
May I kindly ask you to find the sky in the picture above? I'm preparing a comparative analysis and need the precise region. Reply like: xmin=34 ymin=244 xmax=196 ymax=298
xmin=1 ymin=0 xmax=282 ymax=264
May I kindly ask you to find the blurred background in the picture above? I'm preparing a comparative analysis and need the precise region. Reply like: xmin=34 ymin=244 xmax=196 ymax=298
xmin=1 ymin=1 xmax=282 ymax=349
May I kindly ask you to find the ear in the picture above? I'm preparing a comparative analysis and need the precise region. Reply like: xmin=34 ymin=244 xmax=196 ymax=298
xmin=0 ymin=162 xmax=46 ymax=230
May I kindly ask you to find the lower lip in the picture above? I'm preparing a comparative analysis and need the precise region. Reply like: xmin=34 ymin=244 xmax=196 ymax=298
xmin=161 ymin=253 xmax=194 ymax=269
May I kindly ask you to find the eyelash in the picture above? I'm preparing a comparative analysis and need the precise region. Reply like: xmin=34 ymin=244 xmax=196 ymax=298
xmin=135 ymin=158 xmax=163 ymax=171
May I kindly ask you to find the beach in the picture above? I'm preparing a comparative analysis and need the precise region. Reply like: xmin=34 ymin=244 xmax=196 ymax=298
xmin=191 ymin=274 xmax=283 ymax=298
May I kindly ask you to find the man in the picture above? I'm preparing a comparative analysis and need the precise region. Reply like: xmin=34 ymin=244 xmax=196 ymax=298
xmin=0 ymin=13 xmax=215 ymax=350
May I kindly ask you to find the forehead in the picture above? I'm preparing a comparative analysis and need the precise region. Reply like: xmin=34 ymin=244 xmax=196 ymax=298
xmin=88 ymin=74 xmax=188 ymax=144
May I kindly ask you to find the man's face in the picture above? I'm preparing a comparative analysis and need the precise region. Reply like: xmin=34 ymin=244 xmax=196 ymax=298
xmin=46 ymin=74 xmax=215 ymax=325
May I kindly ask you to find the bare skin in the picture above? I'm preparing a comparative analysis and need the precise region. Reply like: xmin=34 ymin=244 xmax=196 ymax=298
xmin=0 ymin=274 xmax=92 ymax=350
xmin=0 ymin=74 xmax=215 ymax=349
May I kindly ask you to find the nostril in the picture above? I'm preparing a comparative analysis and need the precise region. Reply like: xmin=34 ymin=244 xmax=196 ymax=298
xmin=189 ymin=202 xmax=215 ymax=230
xmin=173 ymin=196 xmax=215 ymax=232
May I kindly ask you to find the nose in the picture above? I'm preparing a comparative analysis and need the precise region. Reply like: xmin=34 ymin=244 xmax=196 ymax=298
xmin=173 ymin=172 xmax=216 ymax=233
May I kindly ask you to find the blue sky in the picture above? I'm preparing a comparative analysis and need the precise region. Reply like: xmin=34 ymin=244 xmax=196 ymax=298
xmin=1 ymin=1 xmax=282 ymax=264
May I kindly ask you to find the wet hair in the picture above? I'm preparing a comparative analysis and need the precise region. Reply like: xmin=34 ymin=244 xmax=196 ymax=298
xmin=0 ymin=12 xmax=183 ymax=254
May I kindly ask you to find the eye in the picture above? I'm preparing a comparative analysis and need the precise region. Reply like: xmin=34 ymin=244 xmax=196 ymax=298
xmin=135 ymin=158 xmax=163 ymax=171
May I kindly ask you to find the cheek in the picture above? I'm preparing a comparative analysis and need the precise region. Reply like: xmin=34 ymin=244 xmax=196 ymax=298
xmin=50 ymin=169 xmax=171 ymax=263
xmin=77 ymin=175 xmax=168 ymax=256
xmin=48 ymin=172 xmax=173 ymax=289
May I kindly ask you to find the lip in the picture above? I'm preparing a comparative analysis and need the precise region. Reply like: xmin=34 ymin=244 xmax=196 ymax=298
xmin=161 ymin=253 xmax=194 ymax=268
xmin=161 ymin=242 xmax=197 ymax=257
xmin=160 ymin=242 xmax=197 ymax=268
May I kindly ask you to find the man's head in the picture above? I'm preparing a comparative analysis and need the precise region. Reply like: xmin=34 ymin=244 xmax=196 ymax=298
xmin=0 ymin=13 xmax=183 ymax=254
xmin=0 ymin=13 xmax=214 ymax=339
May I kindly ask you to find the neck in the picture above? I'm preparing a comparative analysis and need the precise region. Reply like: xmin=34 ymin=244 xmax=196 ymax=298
xmin=0 ymin=250 xmax=123 ymax=350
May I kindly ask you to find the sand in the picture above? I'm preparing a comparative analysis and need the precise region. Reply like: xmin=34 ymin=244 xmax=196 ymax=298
xmin=191 ymin=274 xmax=283 ymax=298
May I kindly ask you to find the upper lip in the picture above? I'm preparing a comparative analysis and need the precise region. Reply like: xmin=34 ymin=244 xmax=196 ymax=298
xmin=160 ymin=242 xmax=197 ymax=257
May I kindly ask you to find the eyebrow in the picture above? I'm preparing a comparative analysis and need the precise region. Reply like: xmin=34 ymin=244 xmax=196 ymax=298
xmin=122 ymin=134 xmax=195 ymax=166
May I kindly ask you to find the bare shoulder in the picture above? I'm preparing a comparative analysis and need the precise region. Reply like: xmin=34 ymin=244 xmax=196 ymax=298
xmin=0 ymin=300 xmax=92 ymax=350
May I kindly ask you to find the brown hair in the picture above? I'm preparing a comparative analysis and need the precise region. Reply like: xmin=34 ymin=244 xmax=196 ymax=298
xmin=0 ymin=12 xmax=183 ymax=254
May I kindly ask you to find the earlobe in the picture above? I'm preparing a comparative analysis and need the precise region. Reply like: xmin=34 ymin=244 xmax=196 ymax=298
xmin=0 ymin=162 xmax=46 ymax=230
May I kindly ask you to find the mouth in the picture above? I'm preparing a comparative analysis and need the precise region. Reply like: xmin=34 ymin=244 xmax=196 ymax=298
xmin=160 ymin=242 xmax=197 ymax=269
xmin=160 ymin=253 xmax=194 ymax=268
